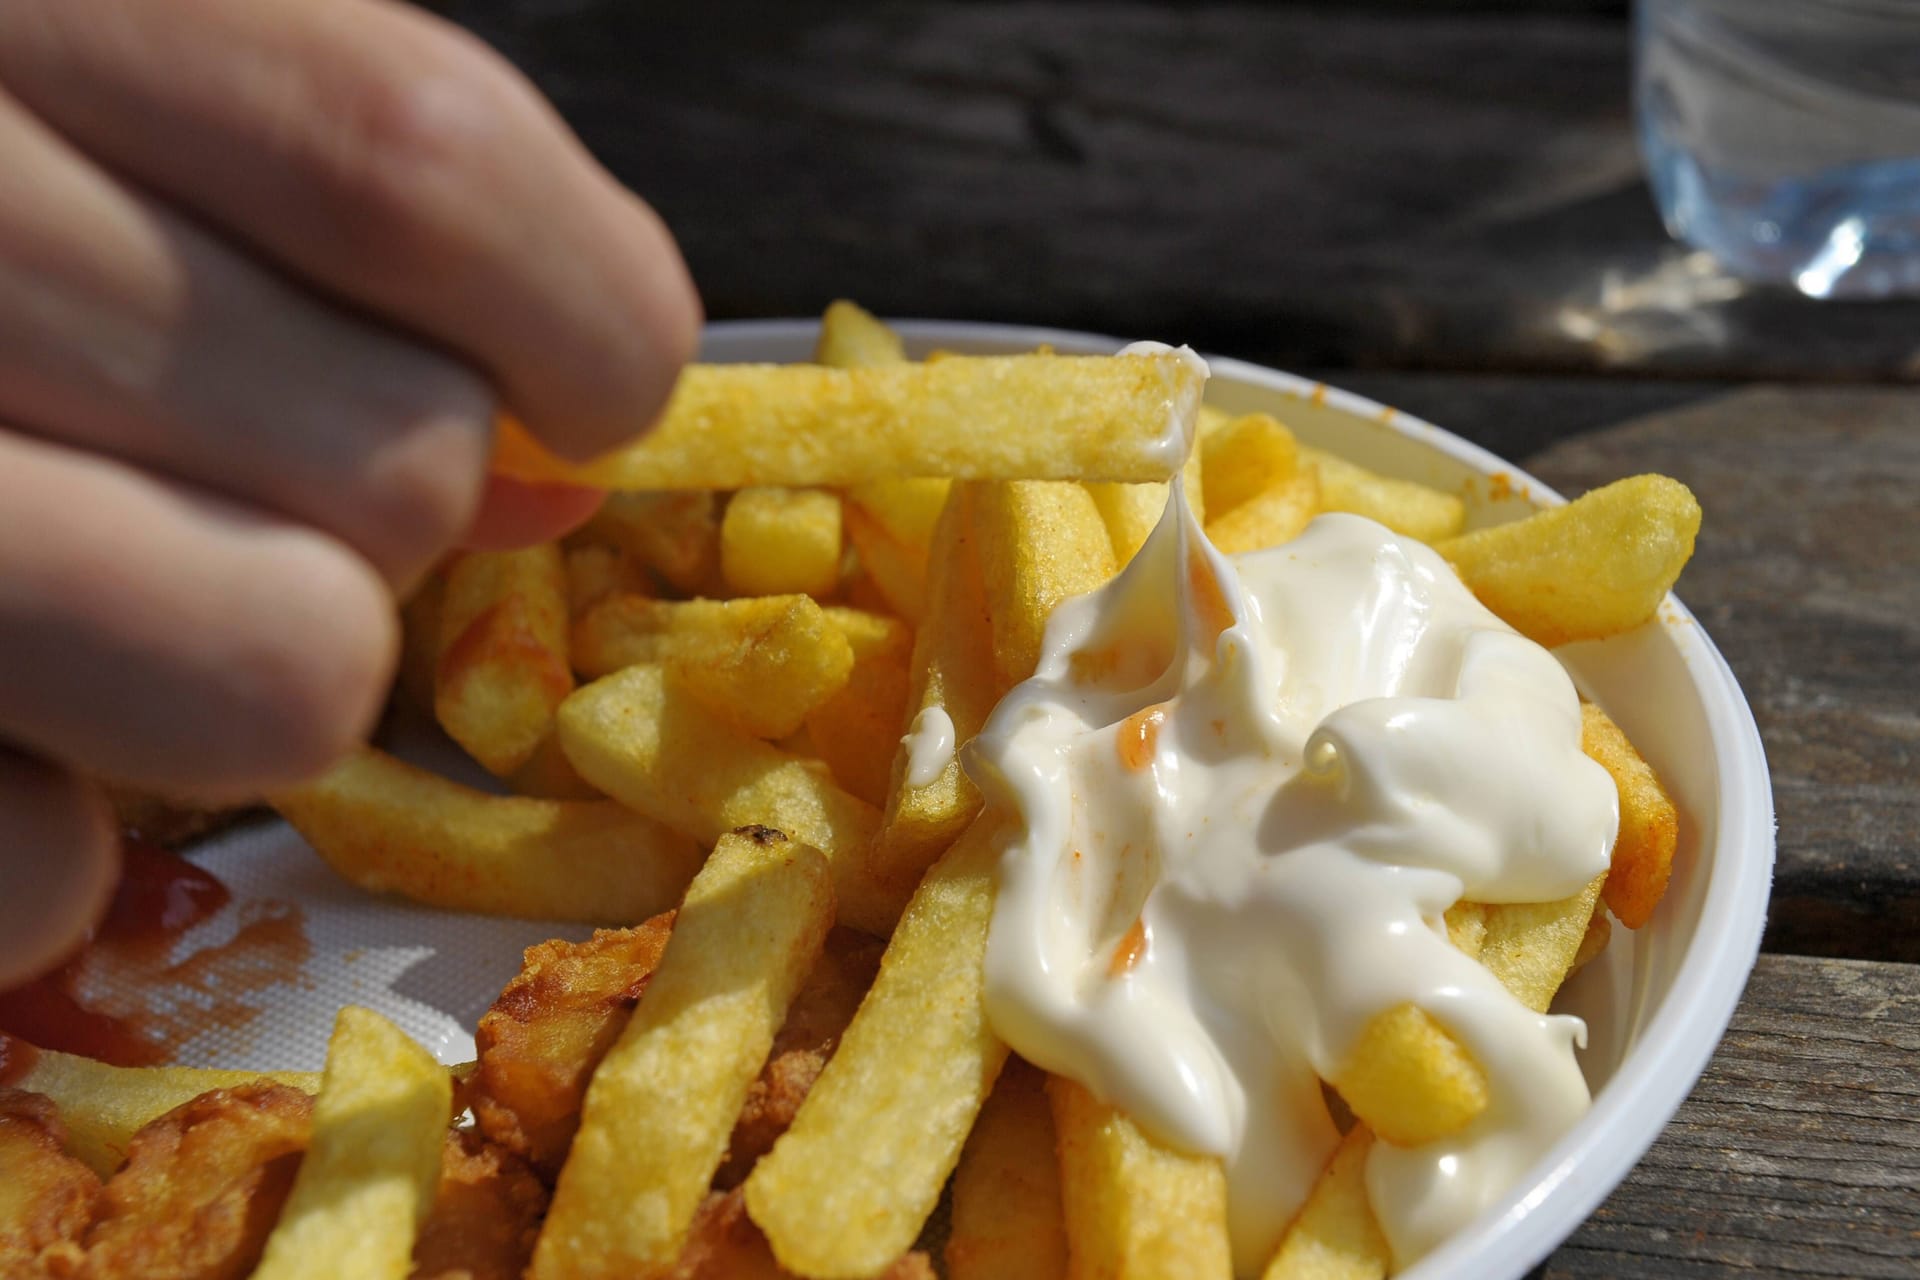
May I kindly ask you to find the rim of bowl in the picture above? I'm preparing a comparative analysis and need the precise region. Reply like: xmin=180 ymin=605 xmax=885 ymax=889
xmin=703 ymin=318 xmax=1776 ymax=1278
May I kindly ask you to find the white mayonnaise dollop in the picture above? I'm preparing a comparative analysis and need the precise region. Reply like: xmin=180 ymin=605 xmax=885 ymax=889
xmin=968 ymin=498 xmax=1618 ymax=1273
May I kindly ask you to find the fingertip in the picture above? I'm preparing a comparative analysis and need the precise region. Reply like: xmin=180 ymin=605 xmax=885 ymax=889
xmin=461 ymin=473 xmax=604 ymax=551
xmin=0 ymin=755 xmax=117 ymax=990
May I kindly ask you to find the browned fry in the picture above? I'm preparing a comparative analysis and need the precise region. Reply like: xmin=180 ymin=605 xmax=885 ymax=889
xmin=664 ymin=1188 xmax=936 ymax=1280
xmin=0 ymin=1088 xmax=100 ymax=1276
xmin=435 ymin=545 xmax=575 ymax=777
xmin=470 ymin=916 xmax=675 ymax=1180
xmin=81 ymin=1081 xmax=313 ymax=1280
xmin=580 ymin=492 xmax=721 ymax=595
xmin=804 ymin=647 xmax=914 ymax=808
xmin=410 ymin=1130 xmax=549 ymax=1280
xmin=946 ymin=1059 xmax=1067 ymax=1280
xmin=1582 ymin=702 xmax=1680 ymax=929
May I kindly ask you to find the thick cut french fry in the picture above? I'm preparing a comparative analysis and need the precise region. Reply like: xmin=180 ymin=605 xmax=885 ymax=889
xmin=721 ymin=487 xmax=845 ymax=598
xmin=574 ymin=594 xmax=837 ymax=678
xmin=822 ymin=607 xmax=914 ymax=664
xmin=974 ymin=480 xmax=1120 ymax=690
xmin=806 ymin=646 xmax=913 ymax=808
xmin=673 ymin=601 xmax=855 ymax=741
xmin=1086 ymin=449 xmax=1206 ymax=566
xmin=815 ymin=298 xmax=908 ymax=368
xmin=844 ymin=502 xmax=930 ymax=622
xmin=947 ymin=1058 xmax=1069 ymax=1280
xmin=1201 ymin=413 xmax=1299 ymax=517
xmin=557 ymin=664 xmax=896 ymax=935
xmin=1049 ymin=1075 xmax=1234 ymax=1280
xmin=745 ymin=819 xmax=1010 ymax=1278
xmin=1474 ymin=874 xmax=1607 ymax=1014
xmin=1206 ymin=466 xmax=1321 ymax=555
xmin=5 ymin=1044 xmax=318 ymax=1176
xmin=581 ymin=491 xmax=720 ymax=594
xmin=1582 ymin=701 xmax=1680 ymax=928
xmin=492 ymin=352 xmax=1203 ymax=489
xmin=1328 ymin=1004 xmax=1488 ymax=1148
xmin=869 ymin=485 xmax=1001 ymax=894
xmin=564 ymin=542 xmax=652 ymax=619
xmin=846 ymin=478 xmax=951 ymax=555
xmin=435 ymin=544 xmax=573 ymax=776
xmin=271 ymin=748 xmax=702 ymax=923
xmin=505 ymin=734 xmax=601 ymax=801
xmin=534 ymin=829 xmax=834 ymax=1278
xmin=1300 ymin=446 xmax=1466 ymax=543
xmin=251 ymin=1008 xmax=449 ymax=1280
xmin=1260 ymin=1127 xmax=1389 ymax=1280
xmin=1437 ymin=475 xmax=1701 ymax=647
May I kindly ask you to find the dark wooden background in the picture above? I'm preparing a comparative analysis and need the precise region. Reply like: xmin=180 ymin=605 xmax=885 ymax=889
xmin=434 ymin=3 xmax=1920 ymax=1275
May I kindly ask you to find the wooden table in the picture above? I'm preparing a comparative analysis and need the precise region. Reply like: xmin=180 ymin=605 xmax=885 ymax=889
xmin=437 ymin=2 xmax=1919 ymax=1273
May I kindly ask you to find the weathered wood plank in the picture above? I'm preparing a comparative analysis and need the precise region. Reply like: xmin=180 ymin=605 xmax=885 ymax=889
xmin=1538 ymin=953 xmax=1920 ymax=1278
xmin=438 ymin=1 xmax=1920 ymax=379
xmin=1525 ymin=387 xmax=1920 ymax=962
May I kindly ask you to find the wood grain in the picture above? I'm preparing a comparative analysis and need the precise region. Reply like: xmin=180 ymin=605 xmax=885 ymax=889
xmin=1537 ymin=953 xmax=1920 ymax=1278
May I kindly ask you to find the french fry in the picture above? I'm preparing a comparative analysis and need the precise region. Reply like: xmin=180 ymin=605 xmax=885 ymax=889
xmin=1300 ymin=446 xmax=1466 ymax=543
xmin=1570 ymin=909 xmax=1612 ymax=978
xmin=6 ymin=1044 xmax=318 ymax=1176
xmin=815 ymin=298 xmax=908 ymax=368
xmin=1048 ymin=1075 xmax=1234 ymax=1280
xmin=821 ymin=606 xmax=915 ymax=665
xmin=1582 ymin=701 xmax=1680 ymax=928
xmin=721 ymin=487 xmax=845 ymax=598
xmin=1443 ymin=902 xmax=1487 ymax=960
xmin=947 ymin=1059 xmax=1069 ymax=1280
xmin=435 ymin=544 xmax=573 ymax=776
xmin=1436 ymin=475 xmax=1701 ymax=647
xmin=492 ymin=351 xmax=1204 ymax=489
xmin=580 ymin=491 xmax=720 ymax=595
xmin=844 ymin=501 xmax=931 ymax=621
xmin=564 ymin=542 xmax=652 ymax=619
xmin=533 ymin=829 xmax=834 ymax=1278
xmin=974 ymin=480 xmax=1120 ymax=690
xmin=846 ymin=478 xmax=951 ymax=555
xmin=1090 ymin=448 xmax=1206 ymax=565
xmin=1260 ymin=1127 xmax=1390 ymax=1280
xmin=1328 ymin=1004 xmax=1488 ymax=1148
xmin=1474 ymin=874 xmax=1608 ymax=1014
xmin=1206 ymin=466 xmax=1321 ymax=555
xmin=806 ymin=644 xmax=914 ymax=807
xmin=745 ymin=818 xmax=1010 ymax=1278
xmin=271 ymin=748 xmax=703 ymax=923
xmin=672 ymin=603 xmax=855 ymax=742
xmin=251 ymin=1007 xmax=449 ymax=1280
xmin=575 ymin=593 xmax=836 ymax=677
xmin=1201 ymin=413 xmax=1299 ymax=517
xmin=505 ymin=734 xmax=601 ymax=801
xmin=869 ymin=485 xmax=1001 ymax=893
xmin=556 ymin=664 xmax=897 ymax=935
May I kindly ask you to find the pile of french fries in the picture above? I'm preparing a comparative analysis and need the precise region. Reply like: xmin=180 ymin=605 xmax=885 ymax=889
xmin=4 ymin=302 xmax=1703 ymax=1279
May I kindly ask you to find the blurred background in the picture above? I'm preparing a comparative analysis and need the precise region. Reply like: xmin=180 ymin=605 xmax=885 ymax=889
xmin=435 ymin=0 xmax=1920 ymax=458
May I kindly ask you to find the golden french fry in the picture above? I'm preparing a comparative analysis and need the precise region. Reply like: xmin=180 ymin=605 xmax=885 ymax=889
xmin=5 ymin=1045 xmax=318 ymax=1177
xmin=505 ymin=734 xmax=601 ymax=801
xmin=869 ymin=485 xmax=1000 ymax=894
xmin=974 ymin=480 xmax=1120 ymax=690
xmin=1088 ymin=449 xmax=1206 ymax=566
xmin=1443 ymin=902 xmax=1487 ymax=959
xmin=814 ymin=298 xmax=908 ymax=368
xmin=574 ymin=593 xmax=835 ymax=677
xmin=1049 ymin=1075 xmax=1233 ymax=1280
xmin=251 ymin=1007 xmax=449 ymax=1280
xmin=1206 ymin=466 xmax=1321 ymax=555
xmin=1202 ymin=413 xmax=1299 ymax=517
xmin=557 ymin=664 xmax=896 ymax=935
xmin=271 ymin=748 xmax=702 ymax=923
xmin=1329 ymin=1004 xmax=1488 ymax=1148
xmin=1436 ymin=475 xmax=1701 ymax=647
xmin=1582 ymin=702 xmax=1680 ymax=928
xmin=1260 ymin=1127 xmax=1389 ymax=1280
xmin=564 ymin=542 xmax=652 ymax=619
xmin=947 ymin=1059 xmax=1069 ymax=1280
xmin=435 ymin=544 xmax=573 ymax=776
xmin=1474 ymin=874 xmax=1607 ymax=1014
xmin=673 ymin=604 xmax=855 ymax=742
xmin=846 ymin=478 xmax=952 ymax=555
xmin=821 ymin=607 xmax=914 ymax=664
xmin=721 ymin=487 xmax=845 ymax=598
xmin=806 ymin=646 xmax=914 ymax=808
xmin=1570 ymin=909 xmax=1612 ymax=978
xmin=844 ymin=501 xmax=930 ymax=622
xmin=745 ymin=819 xmax=1010 ymax=1277
xmin=492 ymin=352 xmax=1203 ymax=489
xmin=581 ymin=491 xmax=720 ymax=595
xmin=534 ymin=829 xmax=834 ymax=1278
xmin=1300 ymin=445 xmax=1466 ymax=543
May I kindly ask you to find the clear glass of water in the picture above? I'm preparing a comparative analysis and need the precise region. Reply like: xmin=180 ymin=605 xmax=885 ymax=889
xmin=1636 ymin=0 xmax=1920 ymax=298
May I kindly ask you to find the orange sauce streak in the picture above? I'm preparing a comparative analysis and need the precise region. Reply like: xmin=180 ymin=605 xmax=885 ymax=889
xmin=1107 ymin=918 xmax=1149 ymax=978
xmin=1187 ymin=549 xmax=1235 ymax=640
xmin=1116 ymin=705 xmax=1169 ymax=772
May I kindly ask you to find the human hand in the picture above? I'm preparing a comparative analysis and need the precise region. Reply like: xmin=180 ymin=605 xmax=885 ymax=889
xmin=0 ymin=0 xmax=700 ymax=985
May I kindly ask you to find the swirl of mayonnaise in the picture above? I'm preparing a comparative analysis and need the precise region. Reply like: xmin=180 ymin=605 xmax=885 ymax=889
xmin=967 ymin=488 xmax=1618 ymax=1272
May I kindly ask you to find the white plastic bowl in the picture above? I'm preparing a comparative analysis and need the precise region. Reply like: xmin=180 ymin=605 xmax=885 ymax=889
xmin=704 ymin=320 xmax=1776 ymax=1279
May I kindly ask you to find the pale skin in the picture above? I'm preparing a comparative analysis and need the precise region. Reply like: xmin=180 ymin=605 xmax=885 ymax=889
xmin=0 ymin=0 xmax=701 ymax=985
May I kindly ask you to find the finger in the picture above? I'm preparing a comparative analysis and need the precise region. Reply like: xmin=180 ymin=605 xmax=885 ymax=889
xmin=0 ymin=0 xmax=701 ymax=461
xmin=0 ymin=754 xmax=117 ymax=990
xmin=461 ymin=476 xmax=605 ymax=552
xmin=0 ymin=426 xmax=397 ymax=794
xmin=0 ymin=83 xmax=493 ymax=588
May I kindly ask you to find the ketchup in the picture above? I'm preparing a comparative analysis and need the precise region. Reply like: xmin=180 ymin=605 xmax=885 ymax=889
xmin=0 ymin=839 xmax=230 ymax=1066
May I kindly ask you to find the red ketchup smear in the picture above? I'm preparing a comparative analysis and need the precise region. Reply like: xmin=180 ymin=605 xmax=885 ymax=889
xmin=0 ymin=839 xmax=230 ymax=1066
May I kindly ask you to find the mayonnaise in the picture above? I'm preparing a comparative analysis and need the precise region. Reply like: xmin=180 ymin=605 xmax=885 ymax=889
xmin=901 ymin=705 xmax=957 ymax=789
xmin=968 ymin=495 xmax=1618 ymax=1273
